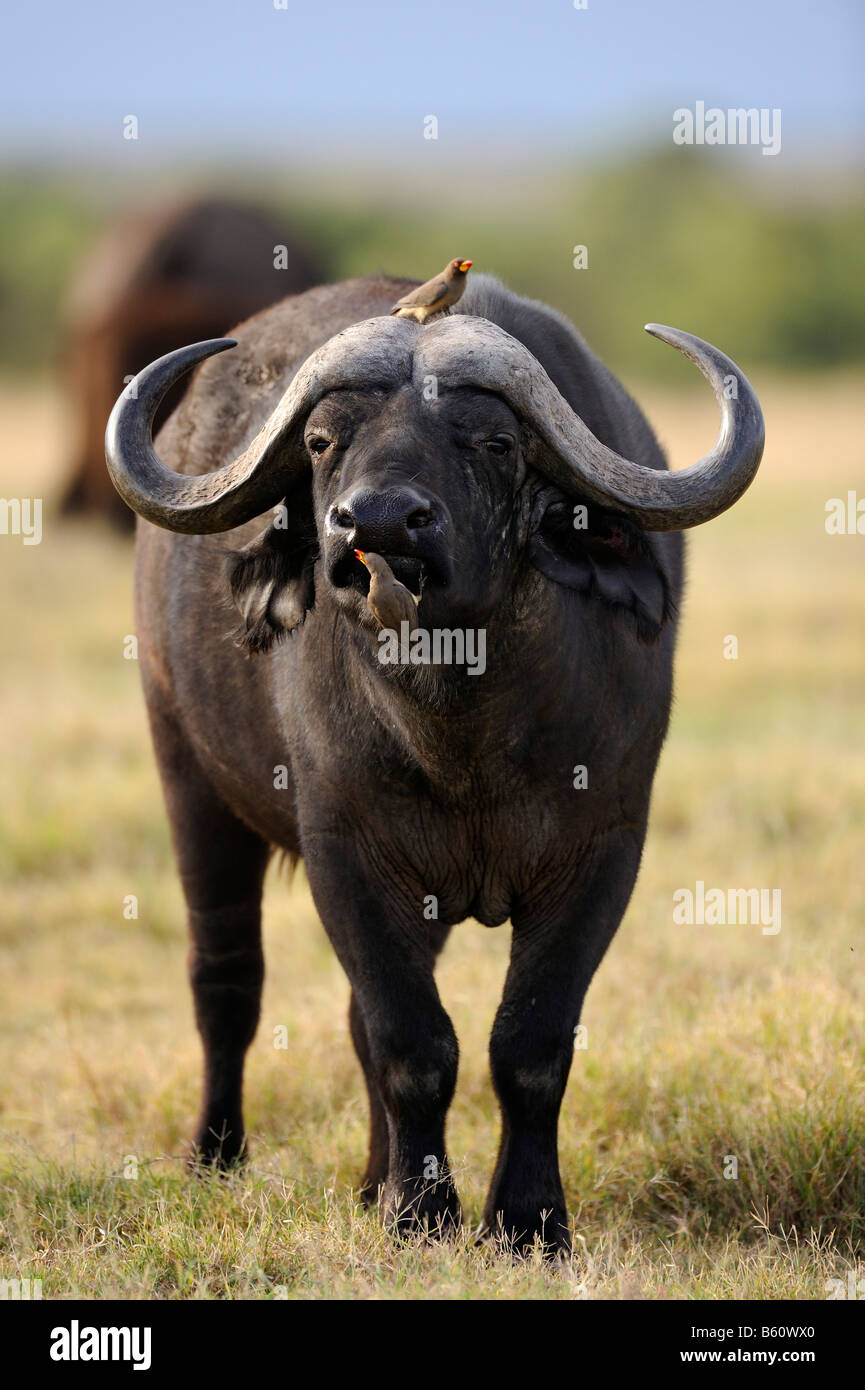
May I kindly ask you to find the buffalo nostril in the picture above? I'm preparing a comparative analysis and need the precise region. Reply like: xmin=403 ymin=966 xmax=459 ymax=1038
xmin=334 ymin=506 xmax=355 ymax=529
xmin=407 ymin=508 xmax=433 ymax=529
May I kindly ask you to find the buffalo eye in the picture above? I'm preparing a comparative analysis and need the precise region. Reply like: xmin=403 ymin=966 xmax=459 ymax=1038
xmin=482 ymin=434 xmax=513 ymax=457
xmin=307 ymin=435 xmax=332 ymax=457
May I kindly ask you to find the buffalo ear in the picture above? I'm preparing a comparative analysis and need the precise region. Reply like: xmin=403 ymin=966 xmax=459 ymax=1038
xmin=226 ymin=493 xmax=317 ymax=653
xmin=529 ymin=500 xmax=675 ymax=643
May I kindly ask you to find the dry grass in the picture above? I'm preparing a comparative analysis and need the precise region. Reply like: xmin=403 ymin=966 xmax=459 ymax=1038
xmin=0 ymin=373 xmax=863 ymax=1299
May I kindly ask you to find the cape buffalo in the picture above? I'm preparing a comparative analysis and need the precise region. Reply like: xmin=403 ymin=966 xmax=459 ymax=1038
xmin=61 ymin=197 xmax=322 ymax=526
xmin=105 ymin=273 xmax=764 ymax=1254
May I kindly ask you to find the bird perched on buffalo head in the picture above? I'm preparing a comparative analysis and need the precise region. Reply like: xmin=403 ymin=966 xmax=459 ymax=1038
xmin=390 ymin=259 xmax=473 ymax=323
xmin=355 ymin=550 xmax=420 ymax=632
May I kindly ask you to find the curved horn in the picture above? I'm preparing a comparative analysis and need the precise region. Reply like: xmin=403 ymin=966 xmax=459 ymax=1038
xmin=106 ymin=339 xmax=249 ymax=533
xmin=416 ymin=317 xmax=765 ymax=531
xmin=107 ymin=314 xmax=764 ymax=535
xmin=105 ymin=320 xmax=417 ymax=533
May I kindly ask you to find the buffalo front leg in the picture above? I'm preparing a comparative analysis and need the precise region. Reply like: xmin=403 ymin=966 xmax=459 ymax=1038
xmin=305 ymin=830 xmax=460 ymax=1237
xmin=149 ymin=703 xmax=270 ymax=1168
xmin=485 ymin=834 xmax=643 ymax=1255
xmin=348 ymin=919 xmax=452 ymax=1207
xmin=348 ymin=990 xmax=389 ymax=1204
xmin=187 ymin=893 xmax=267 ymax=1167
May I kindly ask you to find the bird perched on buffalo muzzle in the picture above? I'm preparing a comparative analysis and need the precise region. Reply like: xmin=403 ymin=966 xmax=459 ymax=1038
xmin=355 ymin=550 xmax=420 ymax=632
xmin=390 ymin=259 xmax=472 ymax=322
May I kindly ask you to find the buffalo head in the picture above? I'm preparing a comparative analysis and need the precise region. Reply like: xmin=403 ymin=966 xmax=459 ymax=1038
xmin=105 ymin=313 xmax=764 ymax=648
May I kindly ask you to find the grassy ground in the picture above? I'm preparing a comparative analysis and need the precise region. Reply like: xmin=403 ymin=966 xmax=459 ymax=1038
xmin=1 ymin=373 xmax=863 ymax=1299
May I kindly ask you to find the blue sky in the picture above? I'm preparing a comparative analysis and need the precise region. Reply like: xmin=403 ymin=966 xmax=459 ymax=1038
xmin=1 ymin=0 xmax=862 ymax=164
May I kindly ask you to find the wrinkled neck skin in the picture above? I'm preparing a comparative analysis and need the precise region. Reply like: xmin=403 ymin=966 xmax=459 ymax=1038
xmin=284 ymin=489 xmax=620 ymax=809
xmin=351 ymin=577 xmax=553 ymax=745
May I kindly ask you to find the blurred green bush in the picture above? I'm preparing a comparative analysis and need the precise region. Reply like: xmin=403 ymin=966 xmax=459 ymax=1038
xmin=1 ymin=148 xmax=862 ymax=379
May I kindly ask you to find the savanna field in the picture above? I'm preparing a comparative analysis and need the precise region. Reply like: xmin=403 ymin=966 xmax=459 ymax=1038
xmin=1 ymin=373 xmax=863 ymax=1299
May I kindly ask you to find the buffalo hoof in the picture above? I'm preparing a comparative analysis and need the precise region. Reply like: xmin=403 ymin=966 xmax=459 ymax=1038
xmin=358 ymin=1173 xmax=387 ymax=1209
xmin=187 ymin=1125 xmax=248 ymax=1173
xmin=483 ymin=1204 xmax=571 ymax=1260
xmin=383 ymin=1177 xmax=462 ymax=1242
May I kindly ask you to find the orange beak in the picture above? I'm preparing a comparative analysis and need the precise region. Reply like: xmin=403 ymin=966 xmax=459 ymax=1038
xmin=354 ymin=549 xmax=367 ymax=567
xmin=458 ymin=260 xmax=473 ymax=272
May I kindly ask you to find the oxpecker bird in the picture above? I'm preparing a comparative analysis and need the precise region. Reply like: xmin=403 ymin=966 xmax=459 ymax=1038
xmin=390 ymin=259 xmax=473 ymax=323
xmin=355 ymin=550 xmax=420 ymax=631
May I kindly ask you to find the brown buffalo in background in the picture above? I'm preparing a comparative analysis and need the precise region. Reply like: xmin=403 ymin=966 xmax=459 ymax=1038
xmin=60 ymin=197 xmax=324 ymax=527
